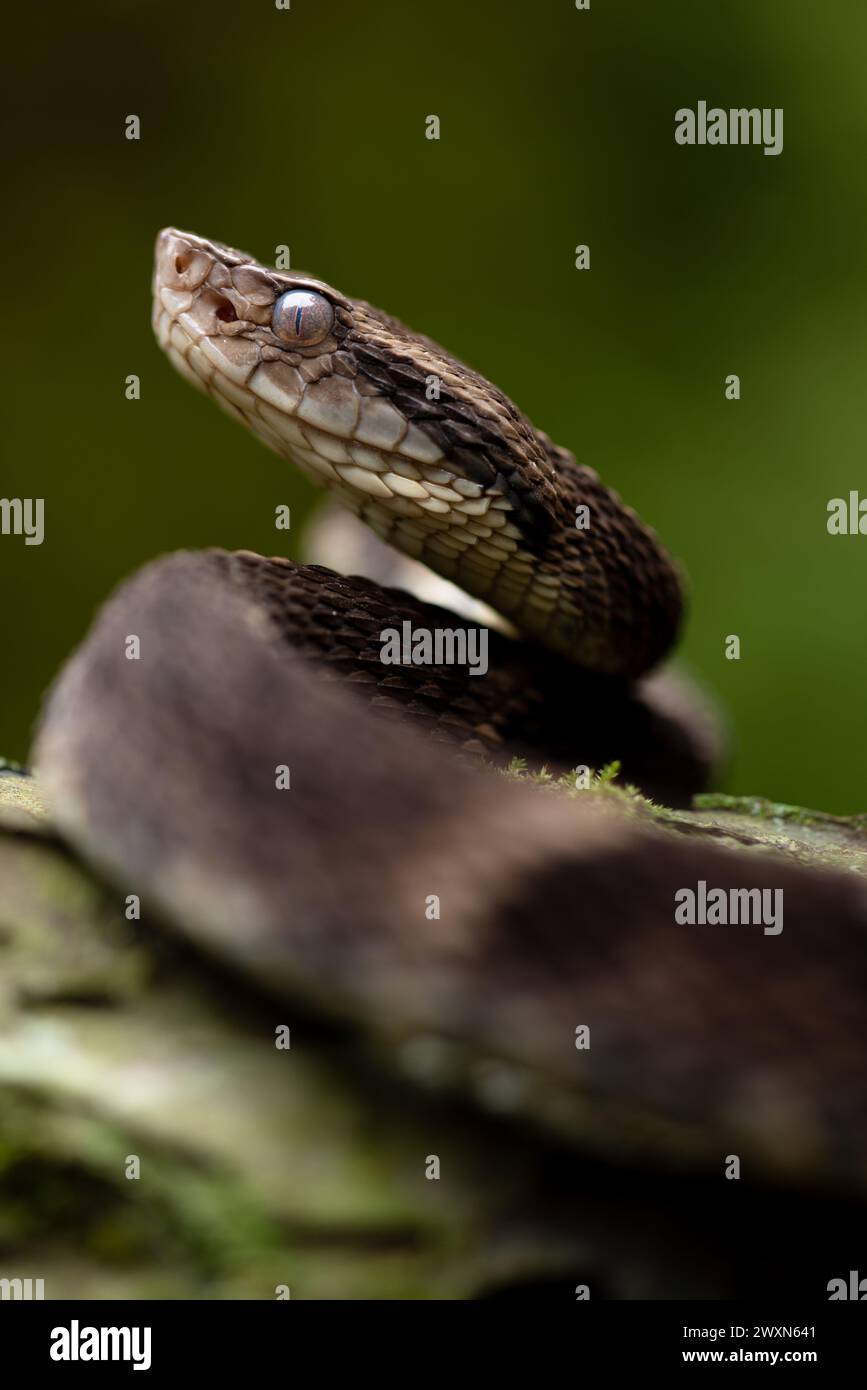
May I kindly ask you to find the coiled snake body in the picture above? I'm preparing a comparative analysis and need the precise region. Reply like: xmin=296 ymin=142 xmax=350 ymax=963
xmin=34 ymin=231 xmax=867 ymax=1194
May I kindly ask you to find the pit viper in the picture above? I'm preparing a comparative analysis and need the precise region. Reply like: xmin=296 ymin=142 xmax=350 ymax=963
xmin=34 ymin=230 xmax=867 ymax=1194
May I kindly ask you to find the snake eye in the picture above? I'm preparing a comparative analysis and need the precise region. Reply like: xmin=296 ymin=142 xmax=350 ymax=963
xmin=272 ymin=289 xmax=334 ymax=347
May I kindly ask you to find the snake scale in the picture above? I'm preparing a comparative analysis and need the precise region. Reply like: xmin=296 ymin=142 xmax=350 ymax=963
xmin=34 ymin=230 xmax=867 ymax=1194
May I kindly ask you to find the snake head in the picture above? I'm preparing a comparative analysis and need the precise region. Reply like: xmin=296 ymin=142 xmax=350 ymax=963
xmin=153 ymin=228 xmax=682 ymax=677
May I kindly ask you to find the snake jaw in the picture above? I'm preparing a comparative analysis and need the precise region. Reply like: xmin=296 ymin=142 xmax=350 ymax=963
xmin=153 ymin=227 xmax=683 ymax=677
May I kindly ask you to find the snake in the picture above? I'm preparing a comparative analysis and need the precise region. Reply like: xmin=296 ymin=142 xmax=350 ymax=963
xmin=33 ymin=229 xmax=867 ymax=1195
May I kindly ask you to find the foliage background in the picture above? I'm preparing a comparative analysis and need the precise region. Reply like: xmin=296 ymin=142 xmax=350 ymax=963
xmin=3 ymin=0 xmax=865 ymax=810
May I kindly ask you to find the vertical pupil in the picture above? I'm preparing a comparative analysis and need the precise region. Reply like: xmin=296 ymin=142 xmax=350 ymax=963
xmin=273 ymin=290 xmax=332 ymax=345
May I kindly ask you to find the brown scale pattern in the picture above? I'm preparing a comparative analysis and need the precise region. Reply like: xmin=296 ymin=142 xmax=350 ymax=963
xmin=222 ymin=551 xmax=710 ymax=806
xmin=341 ymin=307 xmax=682 ymax=676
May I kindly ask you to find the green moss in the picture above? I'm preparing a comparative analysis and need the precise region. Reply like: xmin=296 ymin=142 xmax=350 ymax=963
xmin=695 ymin=792 xmax=867 ymax=832
xmin=498 ymin=757 xmax=867 ymax=875
xmin=500 ymin=756 xmax=660 ymax=815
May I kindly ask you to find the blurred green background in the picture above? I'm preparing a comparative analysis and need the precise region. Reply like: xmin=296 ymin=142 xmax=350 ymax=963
xmin=4 ymin=0 xmax=866 ymax=810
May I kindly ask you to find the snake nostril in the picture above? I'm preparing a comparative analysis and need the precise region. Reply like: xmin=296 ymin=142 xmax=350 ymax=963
xmin=174 ymin=252 xmax=191 ymax=274
xmin=215 ymin=300 xmax=238 ymax=324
